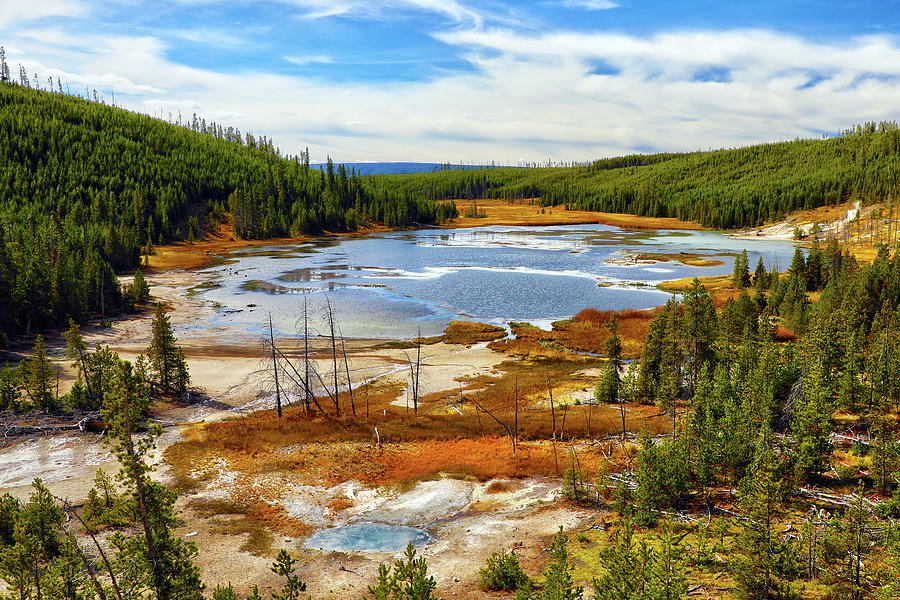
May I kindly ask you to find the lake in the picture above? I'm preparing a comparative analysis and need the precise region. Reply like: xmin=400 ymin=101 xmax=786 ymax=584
xmin=192 ymin=224 xmax=799 ymax=339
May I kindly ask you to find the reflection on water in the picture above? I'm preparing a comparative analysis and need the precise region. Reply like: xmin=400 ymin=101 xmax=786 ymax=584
xmin=193 ymin=224 xmax=799 ymax=339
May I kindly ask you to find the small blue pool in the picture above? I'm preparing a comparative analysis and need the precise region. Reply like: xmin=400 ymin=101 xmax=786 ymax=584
xmin=304 ymin=522 xmax=430 ymax=553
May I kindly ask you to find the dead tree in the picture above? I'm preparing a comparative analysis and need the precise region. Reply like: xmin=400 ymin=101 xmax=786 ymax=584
xmin=415 ymin=327 xmax=421 ymax=413
xmin=268 ymin=313 xmax=282 ymax=418
xmin=339 ymin=325 xmax=356 ymax=418
xmin=471 ymin=393 xmax=515 ymax=455
xmin=272 ymin=345 xmax=330 ymax=418
xmin=547 ymin=372 xmax=559 ymax=475
xmin=514 ymin=376 xmax=519 ymax=455
xmin=324 ymin=295 xmax=341 ymax=417
xmin=302 ymin=294 xmax=312 ymax=412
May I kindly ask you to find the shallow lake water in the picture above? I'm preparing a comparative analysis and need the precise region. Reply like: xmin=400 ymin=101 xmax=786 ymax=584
xmin=304 ymin=522 xmax=430 ymax=553
xmin=192 ymin=224 xmax=799 ymax=339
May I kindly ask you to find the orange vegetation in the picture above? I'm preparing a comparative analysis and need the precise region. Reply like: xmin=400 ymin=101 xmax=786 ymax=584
xmin=166 ymin=376 xmax=668 ymax=488
xmin=488 ymin=309 xmax=656 ymax=359
xmin=435 ymin=321 xmax=507 ymax=345
xmin=447 ymin=199 xmax=705 ymax=231
xmin=246 ymin=502 xmax=314 ymax=537
xmin=774 ymin=326 xmax=797 ymax=342
xmin=656 ymin=274 xmax=743 ymax=308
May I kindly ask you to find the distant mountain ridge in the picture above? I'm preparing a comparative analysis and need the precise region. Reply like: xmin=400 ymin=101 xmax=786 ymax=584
xmin=311 ymin=162 xmax=510 ymax=175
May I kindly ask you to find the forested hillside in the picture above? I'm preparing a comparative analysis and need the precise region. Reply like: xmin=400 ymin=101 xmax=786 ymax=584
xmin=372 ymin=124 xmax=900 ymax=229
xmin=0 ymin=83 xmax=457 ymax=346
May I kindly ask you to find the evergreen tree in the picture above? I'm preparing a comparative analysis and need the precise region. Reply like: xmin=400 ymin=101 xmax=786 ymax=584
xmin=791 ymin=326 xmax=835 ymax=481
xmin=731 ymin=431 xmax=796 ymax=600
xmin=269 ymin=550 xmax=307 ymax=600
xmin=591 ymin=515 xmax=650 ymax=600
xmin=733 ymin=249 xmax=750 ymax=288
xmin=363 ymin=542 xmax=438 ymax=600
xmin=0 ymin=365 xmax=20 ymax=411
xmin=870 ymin=411 xmax=899 ymax=496
xmin=541 ymin=529 xmax=583 ymax=600
xmin=44 ymin=538 xmax=91 ymax=600
xmin=821 ymin=485 xmax=875 ymax=600
xmin=479 ymin=549 xmax=529 ymax=592
xmin=877 ymin=523 xmax=900 ymax=600
xmin=131 ymin=269 xmax=151 ymax=304
xmin=147 ymin=303 xmax=189 ymax=394
xmin=20 ymin=336 xmax=56 ymax=412
xmin=19 ymin=480 xmax=63 ymax=558
xmin=104 ymin=357 xmax=204 ymax=600
xmin=649 ymin=520 xmax=688 ymax=600
xmin=753 ymin=257 xmax=768 ymax=291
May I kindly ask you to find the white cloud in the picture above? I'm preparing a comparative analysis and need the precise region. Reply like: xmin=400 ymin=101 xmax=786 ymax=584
xmin=285 ymin=0 xmax=488 ymax=26
xmin=558 ymin=0 xmax=619 ymax=9
xmin=3 ymin=21 xmax=900 ymax=162
xmin=0 ymin=0 xmax=86 ymax=25
xmin=167 ymin=27 xmax=249 ymax=49
xmin=283 ymin=54 xmax=334 ymax=66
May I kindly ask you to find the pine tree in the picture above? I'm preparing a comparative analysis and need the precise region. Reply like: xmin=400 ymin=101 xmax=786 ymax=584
xmin=363 ymin=542 xmax=437 ymax=600
xmin=541 ymin=528 xmax=583 ymax=600
xmin=0 ymin=365 xmax=20 ymax=411
xmin=595 ymin=361 xmax=620 ymax=435
xmin=731 ymin=431 xmax=796 ymax=600
xmin=44 ymin=538 xmax=91 ymax=600
xmin=733 ymin=249 xmax=750 ymax=288
xmin=822 ymin=485 xmax=874 ymax=600
xmin=649 ymin=520 xmax=688 ymax=600
xmin=20 ymin=336 xmax=56 ymax=411
xmin=591 ymin=515 xmax=651 ymax=600
xmin=870 ymin=409 xmax=899 ymax=496
xmin=132 ymin=269 xmax=150 ymax=304
xmin=753 ymin=257 xmax=768 ymax=291
xmin=147 ymin=303 xmax=189 ymax=394
xmin=270 ymin=550 xmax=306 ymax=600
xmin=877 ymin=523 xmax=900 ymax=600
xmin=792 ymin=321 xmax=835 ymax=481
xmin=104 ymin=358 xmax=204 ymax=600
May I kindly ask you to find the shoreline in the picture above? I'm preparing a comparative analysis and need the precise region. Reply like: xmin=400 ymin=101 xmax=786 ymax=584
xmin=147 ymin=201 xmax=707 ymax=272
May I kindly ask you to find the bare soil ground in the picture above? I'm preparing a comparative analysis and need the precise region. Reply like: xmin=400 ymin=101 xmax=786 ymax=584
xmin=0 ymin=205 xmax=746 ymax=596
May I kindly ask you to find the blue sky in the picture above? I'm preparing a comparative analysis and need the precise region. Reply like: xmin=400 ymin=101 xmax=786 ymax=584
xmin=2 ymin=1 xmax=900 ymax=162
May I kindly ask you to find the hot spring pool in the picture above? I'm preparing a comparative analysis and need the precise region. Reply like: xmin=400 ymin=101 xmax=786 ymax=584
xmin=304 ymin=522 xmax=430 ymax=553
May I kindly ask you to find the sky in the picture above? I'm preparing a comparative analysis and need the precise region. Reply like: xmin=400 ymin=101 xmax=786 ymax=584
xmin=2 ymin=1 xmax=900 ymax=163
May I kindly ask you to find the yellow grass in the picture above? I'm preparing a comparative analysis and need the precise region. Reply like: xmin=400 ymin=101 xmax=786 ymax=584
xmin=447 ymin=199 xmax=704 ymax=230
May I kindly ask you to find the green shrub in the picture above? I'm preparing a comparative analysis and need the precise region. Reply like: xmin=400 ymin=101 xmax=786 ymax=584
xmin=480 ymin=549 xmax=530 ymax=592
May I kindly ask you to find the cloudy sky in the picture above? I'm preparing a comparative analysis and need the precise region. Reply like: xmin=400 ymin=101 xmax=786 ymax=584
xmin=2 ymin=0 xmax=900 ymax=163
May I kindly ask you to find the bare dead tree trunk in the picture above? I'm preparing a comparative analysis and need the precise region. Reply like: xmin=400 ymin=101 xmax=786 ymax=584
xmin=546 ymin=371 xmax=559 ymax=475
xmin=414 ymin=328 xmax=421 ymax=415
xmin=325 ymin=295 xmax=341 ymax=417
xmin=547 ymin=370 xmax=556 ymax=439
xmin=472 ymin=390 xmax=485 ymax=437
xmin=269 ymin=313 xmax=282 ymax=418
xmin=339 ymin=326 xmax=356 ymax=419
xmin=586 ymin=403 xmax=592 ymax=438
xmin=514 ymin=376 xmax=518 ymax=456
xmin=470 ymin=394 xmax=514 ymax=452
xmin=273 ymin=345 xmax=329 ymax=418
xmin=303 ymin=295 xmax=311 ymax=412
xmin=560 ymin=403 xmax=568 ymax=439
